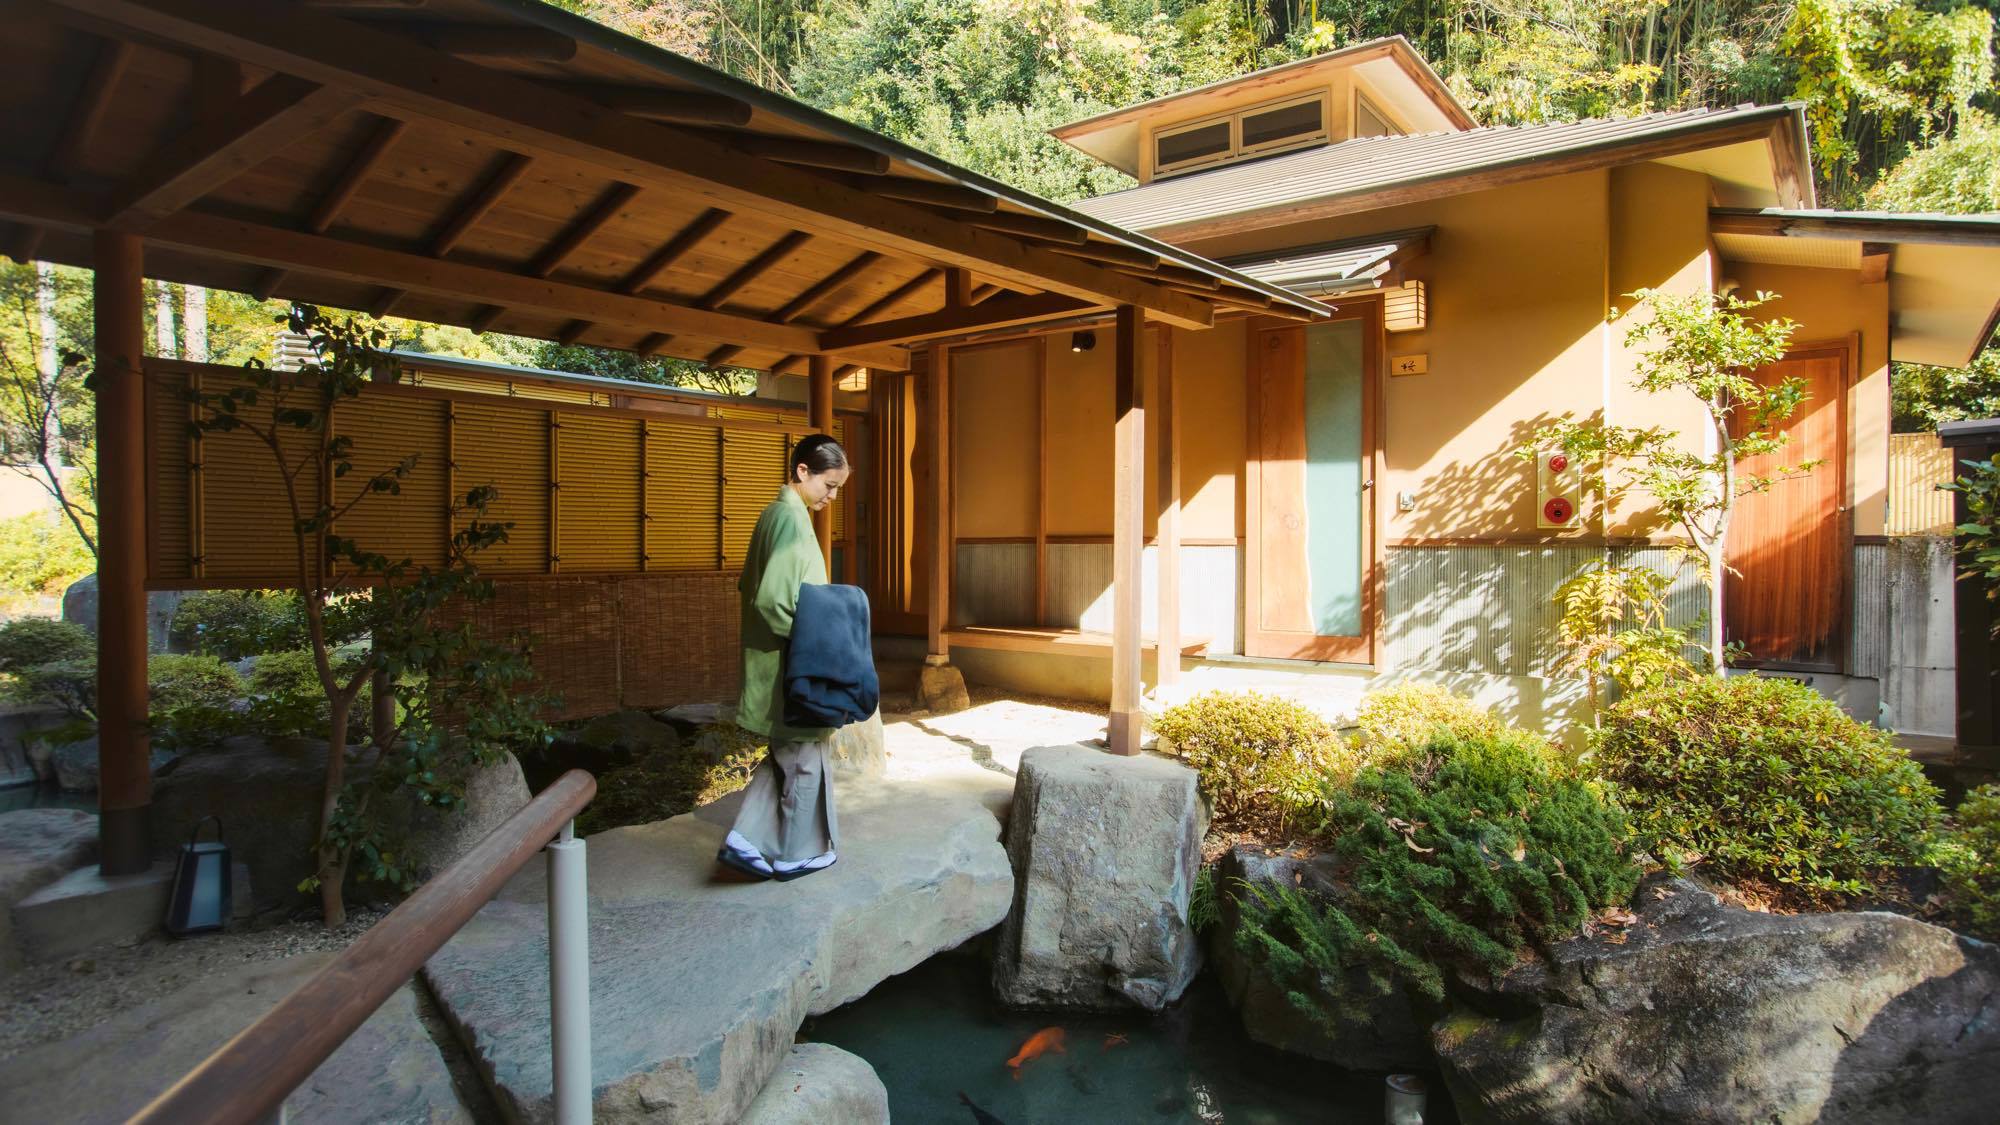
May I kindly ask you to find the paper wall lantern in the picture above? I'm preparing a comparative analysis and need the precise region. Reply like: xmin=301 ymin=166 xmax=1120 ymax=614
xmin=1384 ymin=280 xmax=1427 ymax=333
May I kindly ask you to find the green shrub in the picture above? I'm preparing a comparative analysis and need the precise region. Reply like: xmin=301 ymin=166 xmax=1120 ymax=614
xmin=1944 ymin=784 xmax=2000 ymax=938
xmin=8 ymin=657 xmax=95 ymax=717
xmin=245 ymin=648 xmax=373 ymax=741
xmin=148 ymin=653 xmax=243 ymax=711
xmin=0 ymin=616 xmax=92 ymax=672
xmin=1592 ymin=675 xmax=1943 ymax=895
xmin=576 ymin=725 xmax=763 ymax=835
xmin=1348 ymin=682 xmax=1505 ymax=768
xmin=1237 ymin=730 xmax=1639 ymax=1024
xmin=170 ymin=590 xmax=305 ymax=660
xmin=0 ymin=511 xmax=93 ymax=599
xmin=1153 ymin=691 xmax=1340 ymax=824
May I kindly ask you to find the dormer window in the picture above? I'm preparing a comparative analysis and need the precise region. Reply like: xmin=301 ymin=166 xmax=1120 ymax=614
xmin=1153 ymin=92 xmax=1330 ymax=178
xmin=1355 ymin=92 xmax=1400 ymax=139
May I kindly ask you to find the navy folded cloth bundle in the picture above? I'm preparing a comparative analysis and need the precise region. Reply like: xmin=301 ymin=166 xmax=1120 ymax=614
xmin=784 ymin=582 xmax=880 ymax=729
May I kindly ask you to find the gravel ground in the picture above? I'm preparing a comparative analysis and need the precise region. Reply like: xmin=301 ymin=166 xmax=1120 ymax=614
xmin=0 ymin=904 xmax=391 ymax=1061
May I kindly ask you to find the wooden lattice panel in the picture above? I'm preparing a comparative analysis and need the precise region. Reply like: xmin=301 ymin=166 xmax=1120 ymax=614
xmin=556 ymin=411 xmax=642 ymax=572
xmin=198 ymin=372 xmax=324 ymax=584
xmin=647 ymin=420 xmax=723 ymax=569
xmin=452 ymin=399 xmax=550 ymax=575
xmin=722 ymin=428 xmax=787 ymax=566
xmin=147 ymin=371 xmax=194 ymax=582
xmin=334 ymin=394 xmax=450 ymax=569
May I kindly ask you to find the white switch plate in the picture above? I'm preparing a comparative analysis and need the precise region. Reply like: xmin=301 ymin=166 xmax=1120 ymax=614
xmin=1398 ymin=490 xmax=1417 ymax=512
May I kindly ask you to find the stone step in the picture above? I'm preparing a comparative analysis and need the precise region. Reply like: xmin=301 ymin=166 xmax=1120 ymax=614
xmin=12 ymin=858 xmax=253 ymax=964
xmin=0 ymin=808 xmax=98 ymax=975
xmin=423 ymin=774 xmax=1013 ymax=1125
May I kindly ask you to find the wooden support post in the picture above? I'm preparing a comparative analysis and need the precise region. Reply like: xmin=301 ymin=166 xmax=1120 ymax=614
xmin=1034 ymin=338 xmax=1048 ymax=627
xmin=924 ymin=342 xmax=951 ymax=662
xmin=1108 ymin=305 xmax=1144 ymax=756
xmin=93 ymin=229 xmax=150 ymax=874
xmin=1155 ymin=326 xmax=1180 ymax=687
xmin=809 ymin=354 xmax=834 ymax=574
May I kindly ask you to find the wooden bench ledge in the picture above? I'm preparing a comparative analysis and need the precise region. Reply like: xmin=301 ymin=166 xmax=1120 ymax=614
xmin=944 ymin=626 xmax=1210 ymax=656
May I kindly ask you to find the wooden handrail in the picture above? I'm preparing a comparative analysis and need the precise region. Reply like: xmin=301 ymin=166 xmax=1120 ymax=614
xmin=130 ymin=769 xmax=599 ymax=1125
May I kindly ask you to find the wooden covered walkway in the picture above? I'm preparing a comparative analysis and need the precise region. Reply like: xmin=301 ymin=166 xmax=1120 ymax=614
xmin=0 ymin=0 xmax=1324 ymax=873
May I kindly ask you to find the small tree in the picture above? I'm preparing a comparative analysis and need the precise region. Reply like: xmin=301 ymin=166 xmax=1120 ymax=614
xmin=191 ymin=305 xmax=546 ymax=926
xmin=1524 ymin=289 xmax=1806 ymax=673
xmin=1552 ymin=560 xmax=1701 ymax=721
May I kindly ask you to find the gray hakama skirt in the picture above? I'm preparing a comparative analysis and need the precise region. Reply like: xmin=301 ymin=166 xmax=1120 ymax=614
xmin=726 ymin=736 xmax=839 ymax=864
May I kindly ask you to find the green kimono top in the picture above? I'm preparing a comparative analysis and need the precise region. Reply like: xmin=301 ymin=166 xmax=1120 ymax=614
xmin=736 ymin=486 xmax=835 ymax=741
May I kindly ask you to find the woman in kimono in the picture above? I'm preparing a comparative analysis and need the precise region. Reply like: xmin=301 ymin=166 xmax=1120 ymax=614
xmin=717 ymin=434 xmax=852 ymax=882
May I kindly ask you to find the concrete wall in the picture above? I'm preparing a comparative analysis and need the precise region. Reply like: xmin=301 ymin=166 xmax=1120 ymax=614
xmin=1854 ymin=537 xmax=1956 ymax=736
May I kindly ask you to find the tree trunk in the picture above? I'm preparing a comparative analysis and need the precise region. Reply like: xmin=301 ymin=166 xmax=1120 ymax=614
xmin=152 ymin=280 xmax=176 ymax=359
xmin=1706 ymin=540 xmax=1727 ymax=675
xmin=183 ymin=285 xmax=208 ymax=364
xmin=318 ymin=693 xmax=352 ymax=927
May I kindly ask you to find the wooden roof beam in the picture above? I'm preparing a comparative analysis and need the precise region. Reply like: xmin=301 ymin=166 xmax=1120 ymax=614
xmin=834 ymin=174 xmax=996 ymax=213
xmin=1052 ymin=240 xmax=1160 ymax=271
xmin=429 ymin=151 xmax=533 ymax=256
xmin=532 ymin=181 xmax=640 ymax=278
xmin=105 ymin=74 xmax=362 ymax=227
xmin=770 ymin=250 xmax=881 ymax=323
xmin=44 ymin=0 xmax=1216 ymax=328
xmin=50 ymin=38 xmax=133 ymax=180
xmin=636 ymin=332 xmax=670 ymax=357
xmin=706 ymin=344 xmax=743 ymax=367
xmin=964 ymin=209 xmax=1089 ymax=244
xmin=0 ymin=173 xmax=911 ymax=369
xmin=469 ymin=305 xmax=504 ymax=334
xmin=695 ymin=130 xmax=889 ymax=175
xmin=546 ymin=83 xmax=752 ymax=127
xmin=820 ymin=291 xmax=1095 ymax=350
xmin=620 ymin=207 xmax=728 ymax=295
xmin=258 ymin=113 xmax=406 ymax=299
xmin=699 ymin=230 xmax=810 ymax=310
xmin=845 ymin=269 xmax=940 ymax=326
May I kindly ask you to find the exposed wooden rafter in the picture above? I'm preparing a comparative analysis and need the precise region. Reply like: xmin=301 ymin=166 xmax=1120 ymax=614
xmin=544 ymin=82 xmax=752 ymax=126
xmin=770 ymin=250 xmax=880 ymax=323
xmin=258 ymin=114 xmax=406 ymax=298
xmin=819 ymin=291 xmax=1093 ymax=350
xmin=845 ymin=269 xmax=941 ymax=326
xmin=106 ymin=74 xmax=362 ymax=226
xmin=0 ymin=172 xmax=910 ymax=369
xmin=430 ymin=151 xmax=534 ymax=256
xmin=964 ymin=209 xmax=1088 ymax=244
xmin=699 ymin=230 xmax=811 ymax=311
xmin=50 ymin=38 xmax=133 ymax=180
xmin=389 ymin=22 xmax=576 ymax=61
xmin=620 ymin=207 xmax=728 ymax=295
xmin=531 ymin=181 xmax=640 ymax=278
xmin=1860 ymin=242 xmax=1891 ymax=284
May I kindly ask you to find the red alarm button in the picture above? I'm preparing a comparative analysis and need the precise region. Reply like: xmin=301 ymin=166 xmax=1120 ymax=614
xmin=1548 ymin=454 xmax=1568 ymax=474
xmin=1544 ymin=497 xmax=1574 ymax=524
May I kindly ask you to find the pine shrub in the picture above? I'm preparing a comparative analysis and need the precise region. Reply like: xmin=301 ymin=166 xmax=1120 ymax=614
xmin=0 ymin=616 xmax=92 ymax=672
xmin=1153 ymin=690 xmax=1342 ymax=824
xmin=1593 ymin=675 xmax=1942 ymax=895
xmin=1235 ymin=730 xmax=1639 ymax=1024
xmin=1944 ymin=784 xmax=2000 ymax=938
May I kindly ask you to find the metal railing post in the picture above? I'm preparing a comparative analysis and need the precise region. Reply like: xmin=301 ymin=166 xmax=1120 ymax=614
xmin=547 ymin=819 xmax=592 ymax=1125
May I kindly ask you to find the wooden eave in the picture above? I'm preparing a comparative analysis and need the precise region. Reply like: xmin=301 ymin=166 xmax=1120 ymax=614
xmin=0 ymin=0 xmax=1319 ymax=379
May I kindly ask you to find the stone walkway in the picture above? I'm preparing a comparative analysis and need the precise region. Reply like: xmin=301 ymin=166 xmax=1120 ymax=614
xmin=422 ymin=703 xmax=1075 ymax=1125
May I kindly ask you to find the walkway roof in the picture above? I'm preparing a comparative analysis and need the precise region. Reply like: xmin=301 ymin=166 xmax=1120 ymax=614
xmin=0 ymin=0 xmax=1322 ymax=377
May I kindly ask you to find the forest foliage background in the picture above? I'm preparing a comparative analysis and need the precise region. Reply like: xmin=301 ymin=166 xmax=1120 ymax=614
xmin=1 ymin=0 xmax=1996 ymax=601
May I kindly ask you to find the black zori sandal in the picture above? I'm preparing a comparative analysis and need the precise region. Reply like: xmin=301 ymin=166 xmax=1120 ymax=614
xmin=715 ymin=847 xmax=774 ymax=881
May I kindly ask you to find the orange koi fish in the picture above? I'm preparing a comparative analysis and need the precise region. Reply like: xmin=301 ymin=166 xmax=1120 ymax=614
xmin=1006 ymin=1027 xmax=1066 ymax=1076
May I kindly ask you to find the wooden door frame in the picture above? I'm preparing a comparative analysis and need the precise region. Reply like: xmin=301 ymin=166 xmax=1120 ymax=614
xmin=1243 ymin=296 xmax=1383 ymax=663
xmin=1726 ymin=332 xmax=1856 ymax=674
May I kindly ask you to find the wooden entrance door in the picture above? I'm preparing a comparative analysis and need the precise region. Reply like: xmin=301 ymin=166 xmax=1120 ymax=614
xmin=1725 ymin=339 xmax=1852 ymax=669
xmin=1245 ymin=303 xmax=1379 ymax=662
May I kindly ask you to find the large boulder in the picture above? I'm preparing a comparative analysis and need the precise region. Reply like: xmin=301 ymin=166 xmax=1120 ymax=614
xmin=738 ymin=1043 xmax=890 ymax=1125
xmin=1435 ymin=875 xmax=2000 ymax=1125
xmin=60 ymin=573 xmax=186 ymax=653
xmin=991 ymin=745 xmax=1206 ymax=1011
xmin=382 ymin=752 xmax=532 ymax=883
xmin=148 ymin=734 xmax=328 ymax=908
xmin=828 ymin=710 xmax=887 ymax=779
xmin=52 ymin=734 xmax=174 ymax=792
xmin=0 ymin=807 xmax=97 ymax=973
xmin=1208 ymin=845 xmax=1432 ymax=1071
xmin=423 ymin=774 xmax=1012 ymax=1124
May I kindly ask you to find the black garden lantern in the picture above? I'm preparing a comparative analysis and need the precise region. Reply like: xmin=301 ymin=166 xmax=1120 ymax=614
xmin=164 ymin=815 xmax=232 ymax=936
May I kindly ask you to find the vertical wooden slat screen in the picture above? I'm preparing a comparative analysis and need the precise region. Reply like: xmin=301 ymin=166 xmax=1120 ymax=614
xmin=1888 ymin=432 xmax=1956 ymax=536
xmin=452 ymin=400 xmax=550 ymax=574
xmin=199 ymin=371 xmax=324 ymax=583
xmin=722 ymin=429 xmax=786 ymax=566
xmin=647 ymin=420 xmax=722 ymax=569
xmin=556 ymin=412 xmax=642 ymax=571
xmin=333 ymin=395 xmax=450 ymax=569
xmin=147 ymin=370 xmax=193 ymax=582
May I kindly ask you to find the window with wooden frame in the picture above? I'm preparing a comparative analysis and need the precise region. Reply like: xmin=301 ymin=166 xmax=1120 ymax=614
xmin=1353 ymin=91 xmax=1401 ymax=139
xmin=1152 ymin=91 xmax=1331 ymax=178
